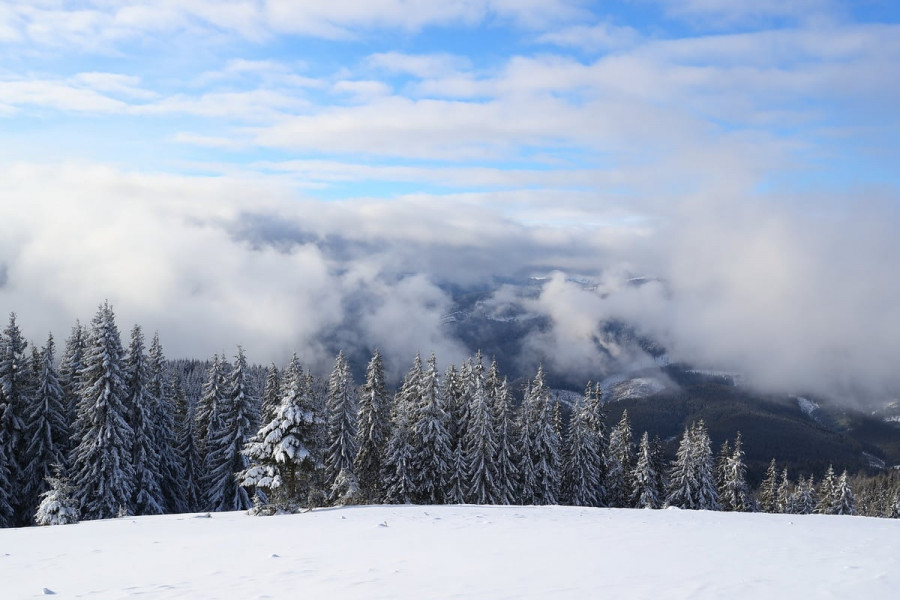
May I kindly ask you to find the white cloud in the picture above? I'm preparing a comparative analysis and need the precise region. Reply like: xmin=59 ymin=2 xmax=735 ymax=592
xmin=537 ymin=22 xmax=641 ymax=52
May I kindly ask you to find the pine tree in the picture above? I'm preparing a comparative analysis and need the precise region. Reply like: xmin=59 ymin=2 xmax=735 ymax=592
xmin=0 ymin=441 xmax=13 ymax=528
xmin=563 ymin=391 xmax=604 ymax=507
xmin=21 ymin=334 xmax=68 ymax=519
xmin=831 ymin=470 xmax=857 ymax=516
xmin=441 ymin=364 xmax=468 ymax=504
xmin=325 ymin=351 xmax=358 ymax=497
xmin=34 ymin=464 xmax=79 ymax=526
xmin=58 ymin=321 xmax=86 ymax=442
xmin=195 ymin=354 xmax=228 ymax=463
xmin=518 ymin=366 xmax=561 ymax=505
xmin=0 ymin=313 xmax=30 ymax=523
xmin=776 ymin=468 xmax=793 ymax=514
xmin=715 ymin=440 xmax=732 ymax=501
xmin=382 ymin=355 xmax=421 ymax=504
xmin=239 ymin=361 xmax=323 ymax=508
xmin=204 ymin=347 xmax=254 ymax=512
xmin=260 ymin=364 xmax=281 ymax=426
xmin=790 ymin=475 xmax=817 ymax=515
xmin=147 ymin=334 xmax=184 ymax=514
xmin=606 ymin=410 xmax=634 ymax=507
xmin=720 ymin=433 xmax=753 ymax=512
xmin=354 ymin=350 xmax=390 ymax=502
xmin=464 ymin=352 xmax=501 ymax=505
xmin=631 ymin=431 xmax=664 ymax=509
xmin=816 ymin=465 xmax=838 ymax=514
xmin=172 ymin=374 xmax=202 ymax=512
xmin=411 ymin=353 xmax=451 ymax=504
xmin=70 ymin=302 xmax=135 ymax=520
xmin=758 ymin=459 xmax=779 ymax=513
xmin=492 ymin=376 xmax=518 ymax=505
xmin=125 ymin=326 xmax=165 ymax=516
xmin=665 ymin=421 xmax=720 ymax=510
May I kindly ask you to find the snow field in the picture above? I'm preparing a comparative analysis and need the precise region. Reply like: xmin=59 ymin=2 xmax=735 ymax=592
xmin=2 ymin=504 xmax=899 ymax=599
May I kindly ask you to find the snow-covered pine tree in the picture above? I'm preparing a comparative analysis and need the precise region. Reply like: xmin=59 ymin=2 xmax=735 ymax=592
xmin=34 ymin=464 xmax=79 ymax=526
xmin=147 ymin=334 xmax=184 ymax=514
xmin=606 ymin=410 xmax=634 ymax=507
xmin=464 ymin=352 xmax=502 ymax=505
xmin=203 ymin=347 xmax=254 ymax=512
xmin=0 ymin=441 xmax=13 ymax=527
xmin=70 ymin=302 xmax=135 ymax=520
xmin=831 ymin=470 xmax=857 ymax=516
xmin=411 ymin=353 xmax=451 ymax=504
xmin=815 ymin=465 xmax=838 ymax=514
xmin=790 ymin=475 xmax=817 ymax=515
xmin=758 ymin=459 xmax=778 ymax=513
xmin=239 ymin=359 xmax=323 ymax=509
xmin=0 ymin=313 xmax=30 ymax=523
xmin=58 ymin=321 xmax=86 ymax=443
xmin=562 ymin=390 xmax=604 ymax=507
xmin=776 ymin=468 xmax=793 ymax=514
xmin=21 ymin=334 xmax=68 ymax=519
xmin=195 ymin=354 xmax=228 ymax=463
xmin=720 ymin=433 xmax=753 ymax=512
xmin=492 ymin=376 xmax=518 ymax=505
xmin=631 ymin=431 xmax=664 ymax=509
xmin=441 ymin=364 xmax=468 ymax=504
xmin=518 ymin=366 xmax=562 ymax=505
xmin=382 ymin=354 xmax=421 ymax=504
xmin=715 ymin=439 xmax=732 ymax=501
xmin=172 ymin=374 xmax=202 ymax=512
xmin=325 ymin=351 xmax=358 ymax=499
xmin=354 ymin=350 xmax=390 ymax=502
xmin=125 ymin=325 xmax=165 ymax=516
xmin=665 ymin=421 xmax=720 ymax=511
xmin=260 ymin=364 xmax=281 ymax=426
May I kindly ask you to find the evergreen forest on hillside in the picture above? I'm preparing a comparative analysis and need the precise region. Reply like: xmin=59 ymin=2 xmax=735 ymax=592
xmin=1 ymin=303 xmax=897 ymax=529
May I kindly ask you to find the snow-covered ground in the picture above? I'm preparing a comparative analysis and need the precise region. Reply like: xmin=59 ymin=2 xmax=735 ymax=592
xmin=3 ymin=504 xmax=900 ymax=599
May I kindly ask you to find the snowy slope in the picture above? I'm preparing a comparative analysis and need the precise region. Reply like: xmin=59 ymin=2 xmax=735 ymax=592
xmin=2 ymin=505 xmax=900 ymax=599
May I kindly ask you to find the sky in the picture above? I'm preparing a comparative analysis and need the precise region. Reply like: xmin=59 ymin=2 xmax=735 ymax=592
xmin=1 ymin=1 xmax=899 ymax=399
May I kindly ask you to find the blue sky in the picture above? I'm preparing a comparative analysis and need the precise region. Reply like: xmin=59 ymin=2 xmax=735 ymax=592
xmin=1 ymin=1 xmax=900 ymax=396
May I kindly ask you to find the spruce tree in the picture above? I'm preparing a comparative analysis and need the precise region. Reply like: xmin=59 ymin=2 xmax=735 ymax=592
xmin=758 ymin=459 xmax=779 ymax=513
xmin=260 ymin=364 xmax=281 ymax=426
xmin=239 ymin=360 xmax=323 ymax=508
xmin=382 ymin=355 xmax=421 ymax=504
xmin=464 ymin=352 xmax=501 ymax=504
xmin=21 ymin=334 xmax=68 ymax=519
xmin=831 ymin=470 xmax=857 ymax=516
xmin=172 ymin=374 xmax=202 ymax=512
xmin=204 ymin=347 xmax=254 ymax=512
xmin=631 ymin=431 xmax=663 ymax=509
xmin=147 ymin=334 xmax=183 ymax=514
xmin=325 ymin=351 xmax=358 ymax=497
xmin=518 ymin=366 xmax=561 ymax=505
xmin=441 ymin=364 xmax=468 ymax=504
xmin=70 ymin=302 xmax=135 ymax=520
xmin=715 ymin=440 xmax=732 ymax=501
xmin=125 ymin=326 xmax=165 ymax=516
xmin=816 ymin=465 xmax=838 ymax=514
xmin=776 ymin=468 xmax=793 ymax=514
xmin=492 ymin=376 xmax=518 ymax=505
xmin=665 ymin=421 xmax=720 ymax=510
xmin=0 ymin=313 xmax=30 ymax=523
xmin=411 ymin=353 xmax=451 ymax=504
xmin=354 ymin=350 xmax=390 ymax=502
xmin=720 ymin=433 xmax=753 ymax=512
xmin=34 ymin=464 xmax=79 ymax=526
xmin=563 ymin=392 xmax=604 ymax=507
xmin=791 ymin=475 xmax=817 ymax=515
xmin=58 ymin=321 xmax=86 ymax=441
xmin=195 ymin=354 xmax=228 ymax=463
xmin=606 ymin=410 xmax=634 ymax=507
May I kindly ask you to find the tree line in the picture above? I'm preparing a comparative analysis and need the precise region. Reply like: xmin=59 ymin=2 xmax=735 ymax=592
xmin=0 ymin=303 xmax=888 ymax=528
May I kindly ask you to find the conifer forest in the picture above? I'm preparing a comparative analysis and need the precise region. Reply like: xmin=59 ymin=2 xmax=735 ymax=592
xmin=1 ymin=303 xmax=894 ymax=530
